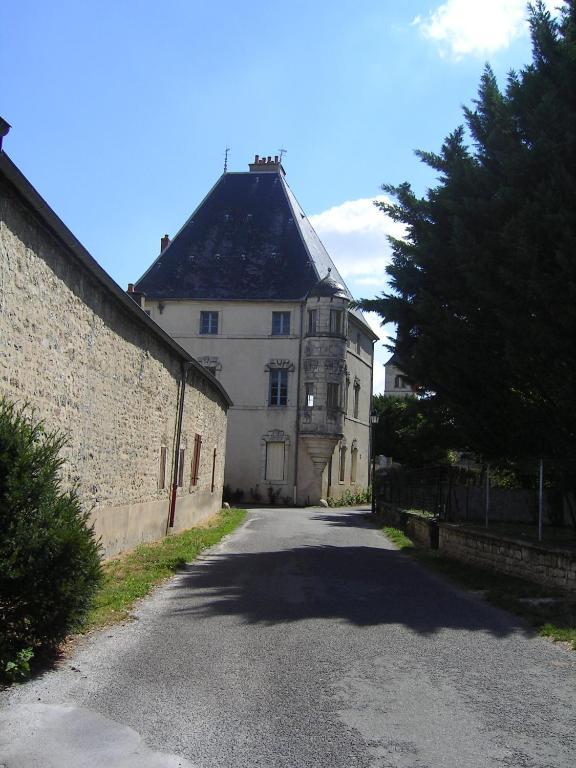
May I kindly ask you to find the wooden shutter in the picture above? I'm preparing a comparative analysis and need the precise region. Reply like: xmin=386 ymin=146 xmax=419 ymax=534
xmin=211 ymin=448 xmax=217 ymax=492
xmin=265 ymin=441 xmax=285 ymax=481
xmin=191 ymin=434 xmax=202 ymax=486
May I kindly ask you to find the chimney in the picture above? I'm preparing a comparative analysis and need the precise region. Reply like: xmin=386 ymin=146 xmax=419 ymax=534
xmin=160 ymin=234 xmax=171 ymax=252
xmin=248 ymin=153 xmax=285 ymax=175
xmin=0 ymin=117 xmax=11 ymax=152
xmin=127 ymin=283 xmax=135 ymax=293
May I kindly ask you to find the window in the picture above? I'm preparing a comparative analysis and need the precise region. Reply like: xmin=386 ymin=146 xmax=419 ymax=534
xmin=265 ymin=441 xmax=285 ymax=481
xmin=307 ymin=309 xmax=317 ymax=335
xmin=339 ymin=446 xmax=347 ymax=483
xmin=345 ymin=379 xmax=350 ymax=413
xmin=395 ymin=375 xmax=407 ymax=389
xmin=350 ymin=447 xmax=358 ymax=484
xmin=200 ymin=311 xmax=218 ymax=335
xmin=269 ymin=369 xmax=288 ymax=406
xmin=158 ymin=446 xmax=167 ymax=490
xmin=356 ymin=332 xmax=361 ymax=355
xmin=190 ymin=434 xmax=202 ymax=486
xmin=177 ymin=448 xmax=185 ymax=487
xmin=353 ymin=383 xmax=360 ymax=419
xmin=330 ymin=309 xmax=343 ymax=335
xmin=211 ymin=448 xmax=217 ymax=492
xmin=305 ymin=382 xmax=314 ymax=408
xmin=272 ymin=311 xmax=291 ymax=336
xmin=327 ymin=383 xmax=340 ymax=409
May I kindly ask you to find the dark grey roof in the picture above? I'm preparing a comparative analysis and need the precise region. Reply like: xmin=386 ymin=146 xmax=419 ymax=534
xmin=307 ymin=270 xmax=347 ymax=299
xmin=0 ymin=151 xmax=232 ymax=408
xmin=135 ymin=170 xmax=377 ymax=338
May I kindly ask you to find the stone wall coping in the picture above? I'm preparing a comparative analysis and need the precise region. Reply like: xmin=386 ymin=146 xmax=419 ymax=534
xmin=0 ymin=151 xmax=232 ymax=409
xmin=438 ymin=521 xmax=576 ymax=559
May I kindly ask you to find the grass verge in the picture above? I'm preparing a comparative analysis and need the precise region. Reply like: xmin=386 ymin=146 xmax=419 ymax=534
xmin=83 ymin=507 xmax=246 ymax=632
xmin=380 ymin=523 xmax=576 ymax=650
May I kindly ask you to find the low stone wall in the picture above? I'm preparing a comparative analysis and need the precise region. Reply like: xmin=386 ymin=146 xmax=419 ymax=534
xmin=376 ymin=503 xmax=438 ymax=549
xmin=438 ymin=523 xmax=576 ymax=594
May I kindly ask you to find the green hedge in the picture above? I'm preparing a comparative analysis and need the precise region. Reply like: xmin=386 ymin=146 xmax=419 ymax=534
xmin=0 ymin=400 xmax=102 ymax=681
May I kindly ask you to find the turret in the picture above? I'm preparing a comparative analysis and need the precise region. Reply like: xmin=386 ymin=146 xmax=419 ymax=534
xmin=299 ymin=270 xmax=349 ymax=476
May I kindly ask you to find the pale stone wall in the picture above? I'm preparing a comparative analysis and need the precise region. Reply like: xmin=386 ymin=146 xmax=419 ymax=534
xmin=0 ymin=170 xmax=228 ymax=557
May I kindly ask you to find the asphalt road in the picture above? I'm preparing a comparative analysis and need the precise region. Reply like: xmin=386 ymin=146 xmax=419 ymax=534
xmin=1 ymin=506 xmax=575 ymax=768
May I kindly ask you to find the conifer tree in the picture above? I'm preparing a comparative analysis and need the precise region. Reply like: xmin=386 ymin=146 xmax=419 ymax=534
xmin=361 ymin=1 xmax=576 ymax=495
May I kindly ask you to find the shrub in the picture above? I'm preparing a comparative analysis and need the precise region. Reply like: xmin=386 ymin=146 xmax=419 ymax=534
xmin=0 ymin=400 xmax=102 ymax=680
xmin=326 ymin=487 xmax=372 ymax=507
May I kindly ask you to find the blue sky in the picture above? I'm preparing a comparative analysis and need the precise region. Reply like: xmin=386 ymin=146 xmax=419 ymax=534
xmin=1 ymin=0 xmax=554 ymax=391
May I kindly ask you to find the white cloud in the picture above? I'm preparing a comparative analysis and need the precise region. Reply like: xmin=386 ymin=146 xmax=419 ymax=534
xmin=309 ymin=197 xmax=402 ymax=395
xmin=414 ymin=0 xmax=558 ymax=59
xmin=309 ymin=196 xmax=404 ymax=286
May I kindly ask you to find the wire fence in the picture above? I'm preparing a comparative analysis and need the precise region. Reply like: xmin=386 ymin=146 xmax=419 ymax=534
xmin=376 ymin=464 xmax=573 ymax=528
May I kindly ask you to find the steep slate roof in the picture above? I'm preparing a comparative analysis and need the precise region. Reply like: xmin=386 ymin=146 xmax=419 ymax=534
xmin=135 ymin=169 xmax=377 ymax=338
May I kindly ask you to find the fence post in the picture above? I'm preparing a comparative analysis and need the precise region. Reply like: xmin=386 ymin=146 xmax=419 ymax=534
xmin=538 ymin=458 xmax=544 ymax=542
xmin=485 ymin=464 xmax=490 ymax=528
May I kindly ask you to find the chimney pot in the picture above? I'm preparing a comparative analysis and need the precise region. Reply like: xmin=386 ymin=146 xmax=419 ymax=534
xmin=160 ymin=234 xmax=171 ymax=252
xmin=127 ymin=283 xmax=134 ymax=293
xmin=254 ymin=154 xmax=259 ymax=163
xmin=267 ymin=156 xmax=272 ymax=163
xmin=274 ymin=155 xmax=278 ymax=163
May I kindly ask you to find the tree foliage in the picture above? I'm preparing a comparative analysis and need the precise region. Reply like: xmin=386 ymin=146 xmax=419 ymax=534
xmin=0 ymin=399 xmax=102 ymax=677
xmin=372 ymin=394 xmax=456 ymax=467
xmin=361 ymin=2 xmax=576 ymax=488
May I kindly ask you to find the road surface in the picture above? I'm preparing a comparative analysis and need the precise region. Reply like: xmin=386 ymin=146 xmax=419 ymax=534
xmin=1 ymin=506 xmax=575 ymax=767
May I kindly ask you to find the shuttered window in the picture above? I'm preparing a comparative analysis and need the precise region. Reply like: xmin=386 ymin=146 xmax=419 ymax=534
xmin=191 ymin=434 xmax=202 ymax=486
xmin=265 ymin=441 xmax=285 ymax=481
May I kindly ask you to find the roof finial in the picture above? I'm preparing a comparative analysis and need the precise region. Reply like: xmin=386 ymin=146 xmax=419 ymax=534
xmin=327 ymin=267 xmax=332 ymax=276
xmin=223 ymin=146 xmax=230 ymax=173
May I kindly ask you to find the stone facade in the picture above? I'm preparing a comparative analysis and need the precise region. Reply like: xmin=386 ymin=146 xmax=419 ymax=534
xmin=144 ymin=297 xmax=374 ymax=505
xmin=0 ymin=153 xmax=230 ymax=557
xmin=438 ymin=523 xmax=576 ymax=594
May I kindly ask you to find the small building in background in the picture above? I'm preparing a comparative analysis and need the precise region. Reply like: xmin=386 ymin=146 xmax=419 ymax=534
xmin=383 ymin=353 xmax=413 ymax=399
xmin=134 ymin=155 xmax=378 ymax=505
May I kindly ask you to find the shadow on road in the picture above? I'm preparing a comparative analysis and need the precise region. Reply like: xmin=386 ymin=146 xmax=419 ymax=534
xmin=311 ymin=511 xmax=375 ymax=528
xmin=168 ymin=540 xmax=529 ymax=639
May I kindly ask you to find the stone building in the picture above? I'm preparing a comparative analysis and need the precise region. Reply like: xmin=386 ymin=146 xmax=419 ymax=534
xmin=134 ymin=155 xmax=377 ymax=505
xmin=0 ymin=136 xmax=231 ymax=557
xmin=383 ymin=353 xmax=413 ymax=399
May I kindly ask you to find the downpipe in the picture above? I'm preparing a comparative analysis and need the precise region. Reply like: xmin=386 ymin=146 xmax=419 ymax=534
xmin=167 ymin=361 xmax=191 ymax=533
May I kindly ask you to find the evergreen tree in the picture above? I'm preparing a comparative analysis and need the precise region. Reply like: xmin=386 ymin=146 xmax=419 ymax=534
xmin=361 ymin=2 xmax=576 ymax=493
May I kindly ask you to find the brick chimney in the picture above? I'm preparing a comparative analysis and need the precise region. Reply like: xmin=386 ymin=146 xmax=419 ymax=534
xmin=160 ymin=234 xmax=171 ymax=252
xmin=248 ymin=153 xmax=285 ymax=175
